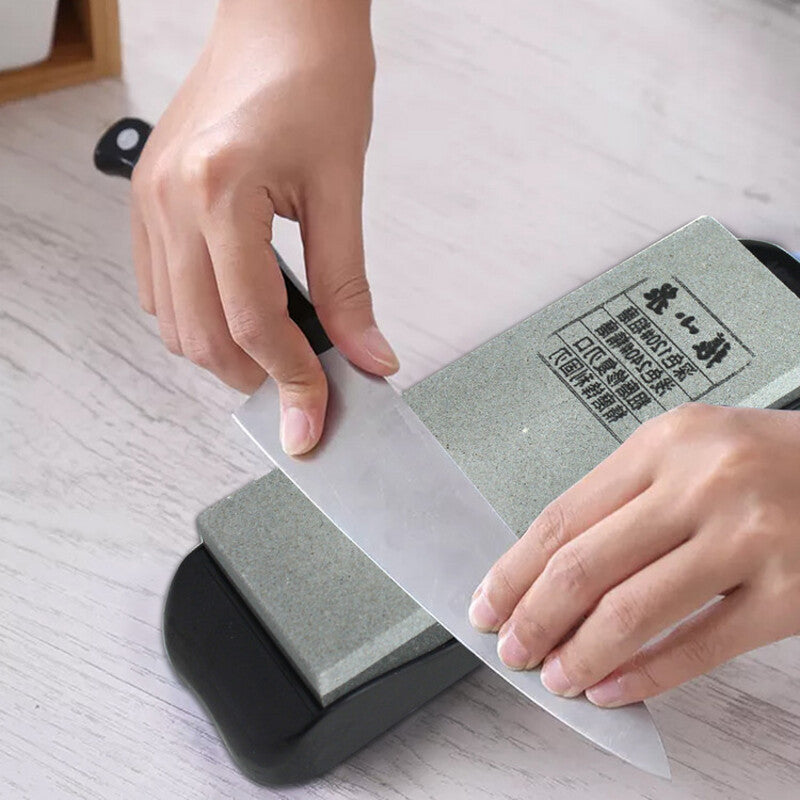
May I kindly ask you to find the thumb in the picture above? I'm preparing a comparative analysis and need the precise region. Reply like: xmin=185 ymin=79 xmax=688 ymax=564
xmin=300 ymin=181 xmax=399 ymax=376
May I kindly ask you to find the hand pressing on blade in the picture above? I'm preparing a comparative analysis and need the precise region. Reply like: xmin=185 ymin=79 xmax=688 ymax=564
xmin=130 ymin=0 xmax=397 ymax=455
xmin=469 ymin=403 xmax=800 ymax=706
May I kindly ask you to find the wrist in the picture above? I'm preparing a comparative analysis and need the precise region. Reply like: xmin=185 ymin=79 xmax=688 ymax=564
xmin=213 ymin=0 xmax=373 ymax=71
xmin=216 ymin=0 xmax=372 ymax=35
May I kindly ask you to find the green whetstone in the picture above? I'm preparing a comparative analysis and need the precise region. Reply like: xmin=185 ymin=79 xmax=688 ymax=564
xmin=198 ymin=217 xmax=800 ymax=706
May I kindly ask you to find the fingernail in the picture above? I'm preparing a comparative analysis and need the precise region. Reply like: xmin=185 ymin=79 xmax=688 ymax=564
xmin=468 ymin=588 xmax=500 ymax=631
xmin=497 ymin=627 xmax=530 ymax=670
xmin=362 ymin=326 xmax=399 ymax=371
xmin=541 ymin=655 xmax=580 ymax=697
xmin=280 ymin=406 xmax=313 ymax=455
xmin=586 ymin=676 xmax=626 ymax=708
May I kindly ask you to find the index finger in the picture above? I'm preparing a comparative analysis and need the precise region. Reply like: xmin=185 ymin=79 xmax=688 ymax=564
xmin=201 ymin=184 xmax=328 ymax=455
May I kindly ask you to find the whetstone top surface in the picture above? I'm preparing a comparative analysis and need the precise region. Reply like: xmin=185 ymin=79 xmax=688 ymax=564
xmin=200 ymin=217 xmax=800 ymax=706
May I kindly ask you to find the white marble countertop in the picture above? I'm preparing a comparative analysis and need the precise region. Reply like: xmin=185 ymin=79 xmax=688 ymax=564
xmin=2 ymin=1 xmax=799 ymax=797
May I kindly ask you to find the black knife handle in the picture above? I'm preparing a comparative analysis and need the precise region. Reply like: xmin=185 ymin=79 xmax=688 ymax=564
xmin=94 ymin=117 xmax=332 ymax=355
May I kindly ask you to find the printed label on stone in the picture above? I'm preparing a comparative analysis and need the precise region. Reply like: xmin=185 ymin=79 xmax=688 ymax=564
xmin=540 ymin=277 xmax=753 ymax=441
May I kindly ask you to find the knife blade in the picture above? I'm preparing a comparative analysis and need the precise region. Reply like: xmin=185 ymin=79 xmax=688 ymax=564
xmin=96 ymin=117 xmax=669 ymax=778
xmin=235 ymin=351 xmax=669 ymax=778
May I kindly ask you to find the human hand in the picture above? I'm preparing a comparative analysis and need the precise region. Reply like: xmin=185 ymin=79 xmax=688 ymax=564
xmin=131 ymin=0 xmax=397 ymax=455
xmin=469 ymin=404 xmax=800 ymax=706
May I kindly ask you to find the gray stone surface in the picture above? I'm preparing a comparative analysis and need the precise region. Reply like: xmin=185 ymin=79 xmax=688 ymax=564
xmin=200 ymin=217 xmax=800 ymax=706
xmin=196 ymin=474 xmax=452 ymax=706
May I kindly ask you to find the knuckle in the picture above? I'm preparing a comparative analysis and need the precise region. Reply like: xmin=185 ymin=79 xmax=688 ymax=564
xmin=510 ymin=608 xmax=552 ymax=649
xmin=317 ymin=272 xmax=372 ymax=312
xmin=278 ymin=364 xmax=327 ymax=397
xmin=180 ymin=140 xmax=237 ymax=207
xmin=485 ymin=560 xmax=521 ymax=602
xmin=146 ymin=160 xmax=172 ymax=207
xmin=227 ymin=306 xmax=268 ymax=351
xmin=227 ymin=305 xmax=326 ymax=394
xmin=646 ymin=403 xmax=710 ymax=443
xmin=530 ymin=501 xmax=571 ymax=555
xmin=598 ymin=590 xmax=641 ymax=641
xmin=628 ymin=653 xmax=667 ymax=694
xmin=726 ymin=494 xmax=784 ymax=560
xmin=675 ymin=401 xmax=714 ymax=424
xmin=691 ymin=432 xmax=759 ymax=502
xmin=484 ymin=561 xmax=514 ymax=594
xmin=743 ymin=495 xmax=786 ymax=539
xmin=715 ymin=432 xmax=759 ymax=475
xmin=543 ymin=544 xmax=591 ymax=596
xmin=181 ymin=333 xmax=222 ymax=370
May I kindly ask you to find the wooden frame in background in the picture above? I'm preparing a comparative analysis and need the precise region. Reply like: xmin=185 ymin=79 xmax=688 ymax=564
xmin=0 ymin=0 xmax=121 ymax=104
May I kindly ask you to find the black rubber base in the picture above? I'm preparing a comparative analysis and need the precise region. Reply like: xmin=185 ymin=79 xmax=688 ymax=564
xmin=163 ymin=545 xmax=479 ymax=786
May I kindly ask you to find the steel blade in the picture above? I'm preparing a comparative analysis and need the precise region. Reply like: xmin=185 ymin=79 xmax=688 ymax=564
xmin=234 ymin=349 xmax=669 ymax=778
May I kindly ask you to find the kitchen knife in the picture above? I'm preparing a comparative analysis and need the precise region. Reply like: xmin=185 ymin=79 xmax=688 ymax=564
xmin=96 ymin=118 xmax=669 ymax=778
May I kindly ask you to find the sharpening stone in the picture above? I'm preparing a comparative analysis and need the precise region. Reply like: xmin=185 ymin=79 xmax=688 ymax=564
xmin=199 ymin=217 xmax=800 ymax=706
